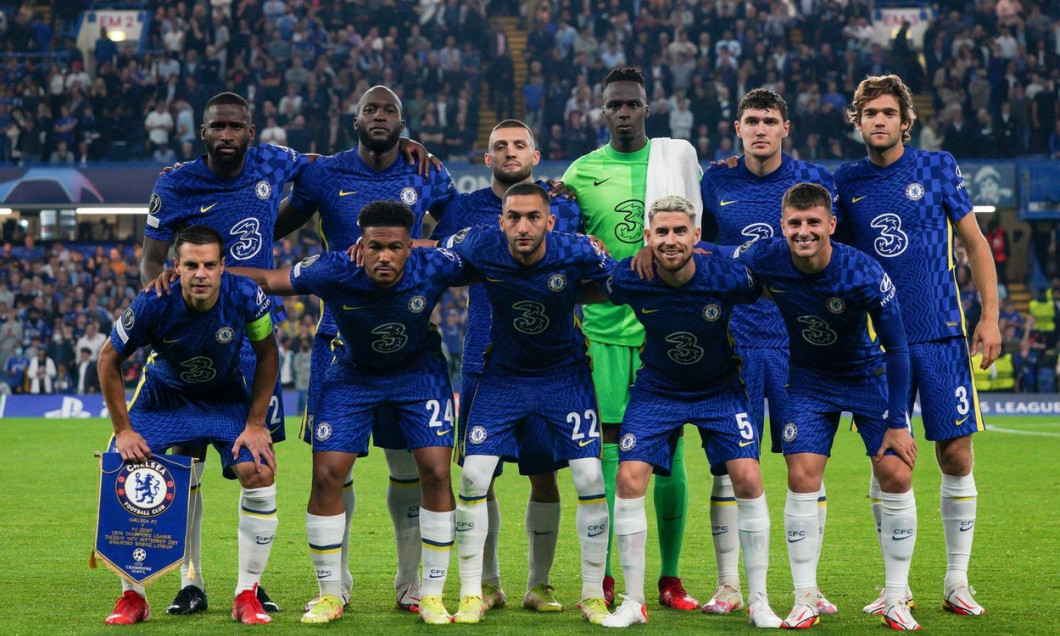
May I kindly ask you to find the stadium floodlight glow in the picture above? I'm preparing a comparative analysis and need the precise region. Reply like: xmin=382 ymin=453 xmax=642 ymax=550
xmin=0 ymin=208 xmax=11 ymax=215
xmin=972 ymin=205 xmax=996 ymax=214
xmin=75 ymin=207 xmax=150 ymax=215
xmin=108 ymin=30 xmax=127 ymax=42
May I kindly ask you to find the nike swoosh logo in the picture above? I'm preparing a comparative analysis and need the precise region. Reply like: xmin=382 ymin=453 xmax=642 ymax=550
xmin=852 ymin=195 xmax=867 ymax=203
xmin=593 ymin=177 xmax=611 ymax=186
xmin=787 ymin=536 xmax=806 ymax=543
xmin=767 ymin=287 xmax=786 ymax=294
xmin=955 ymin=416 xmax=970 ymax=425
xmin=342 ymin=305 xmax=362 ymax=311
xmin=428 ymin=573 xmax=445 ymax=579
xmin=436 ymin=429 xmax=452 ymax=437
xmin=641 ymin=308 xmax=660 ymax=314
xmin=711 ymin=530 xmax=728 ymax=536
xmin=587 ymin=529 xmax=606 ymax=537
xmin=162 ymin=337 xmax=181 ymax=344
xmin=486 ymin=277 xmax=504 ymax=283
xmin=959 ymin=521 xmax=975 ymax=532
xmin=339 ymin=190 xmax=357 ymax=197
xmin=719 ymin=200 xmax=739 ymax=206
xmin=200 ymin=203 xmax=218 ymax=213
xmin=891 ymin=534 xmax=914 ymax=541
xmin=738 ymin=440 xmax=755 ymax=447
xmin=578 ymin=439 xmax=596 ymax=447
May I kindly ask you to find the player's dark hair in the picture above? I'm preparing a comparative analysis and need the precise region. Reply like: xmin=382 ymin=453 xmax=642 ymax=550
xmin=737 ymin=88 xmax=788 ymax=122
xmin=782 ymin=183 xmax=833 ymax=215
xmin=848 ymin=74 xmax=917 ymax=143
xmin=492 ymin=119 xmax=537 ymax=149
xmin=603 ymin=66 xmax=645 ymax=87
xmin=358 ymin=200 xmax=415 ymax=231
xmin=204 ymin=92 xmax=251 ymax=117
xmin=502 ymin=182 xmax=550 ymax=209
xmin=174 ymin=224 xmax=225 ymax=254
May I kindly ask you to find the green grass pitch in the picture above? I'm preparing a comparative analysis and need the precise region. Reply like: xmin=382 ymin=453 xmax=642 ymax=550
xmin=1 ymin=416 xmax=1058 ymax=635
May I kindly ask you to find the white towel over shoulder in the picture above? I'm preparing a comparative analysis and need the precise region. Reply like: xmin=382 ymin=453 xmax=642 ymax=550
xmin=644 ymin=137 xmax=703 ymax=238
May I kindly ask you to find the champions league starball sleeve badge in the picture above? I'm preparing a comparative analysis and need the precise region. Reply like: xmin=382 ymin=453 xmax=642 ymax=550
xmin=91 ymin=453 xmax=195 ymax=585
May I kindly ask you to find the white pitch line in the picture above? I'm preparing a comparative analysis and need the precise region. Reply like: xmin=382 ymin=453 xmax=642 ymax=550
xmin=986 ymin=425 xmax=1060 ymax=438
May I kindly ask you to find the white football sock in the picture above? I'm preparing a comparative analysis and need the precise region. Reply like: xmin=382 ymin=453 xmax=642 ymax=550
xmin=419 ymin=508 xmax=455 ymax=597
xmin=880 ymin=489 xmax=916 ymax=603
xmin=613 ymin=495 xmax=648 ymax=605
xmin=570 ymin=457 xmax=607 ymax=600
xmin=711 ymin=474 xmax=740 ymax=587
xmin=339 ymin=468 xmax=355 ymax=593
xmin=869 ymin=473 xmax=883 ymax=551
xmin=236 ymin=485 xmax=277 ymax=595
xmin=181 ymin=460 xmax=206 ymax=589
xmin=306 ymin=512 xmax=344 ymax=598
xmin=940 ymin=473 xmax=977 ymax=589
xmin=385 ymin=448 xmax=421 ymax=589
xmin=457 ymin=455 xmax=498 ymax=598
xmin=482 ymin=496 xmax=501 ymax=586
xmin=526 ymin=500 xmax=561 ymax=588
xmin=737 ymin=494 xmax=770 ymax=602
xmin=784 ymin=489 xmax=820 ymax=592
xmin=120 ymin=579 xmax=146 ymax=596
xmin=816 ymin=481 xmax=828 ymax=560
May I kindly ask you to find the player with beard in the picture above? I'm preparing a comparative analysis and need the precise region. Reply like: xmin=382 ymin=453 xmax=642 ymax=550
xmin=275 ymin=85 xmax=457 ymax=617
xmin=141 ymin=92 xmax=309 ymax=617
xmin=429 ymin=120 xmax=581 ymax=615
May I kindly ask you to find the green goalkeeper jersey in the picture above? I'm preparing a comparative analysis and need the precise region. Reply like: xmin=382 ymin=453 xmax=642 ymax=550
xmin=562 ymin=141 xmax=650 ymax=346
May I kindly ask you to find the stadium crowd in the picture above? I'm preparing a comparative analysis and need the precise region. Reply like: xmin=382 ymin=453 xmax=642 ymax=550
xmin=1 ymin=0 xmax=1060 ymax=163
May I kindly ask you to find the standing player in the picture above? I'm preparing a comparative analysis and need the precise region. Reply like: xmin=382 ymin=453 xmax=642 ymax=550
xmin=442 ymin=183 xmax=614 ymax=625
xmin=429 ymin=119 xmax=581 ymax=613
xmin=102 ymin=226 xmax=279 ymax=626
xmin=698 ymin=88 xmax=836 ymax=615
xmin=835 ymin=74 xmax=1000 ymax=616
xmin=737 ymin=183 xmax=920 ymax=631
xmin=140 ymin=92 xmax=309 ymax=615
xmin=601 ymin=196 xmax=782 ymax=629
xmin=560 ymin=66 xmax=702 ymax=610
xmin=276 ymin=84 xmax=457 ymax=613
xmin=229 ymin=201 xmax=468 ymax=624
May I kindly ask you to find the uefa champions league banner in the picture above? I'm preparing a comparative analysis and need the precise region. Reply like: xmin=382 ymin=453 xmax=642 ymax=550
xmin=93 ymin=452 xmax=193 ymax=585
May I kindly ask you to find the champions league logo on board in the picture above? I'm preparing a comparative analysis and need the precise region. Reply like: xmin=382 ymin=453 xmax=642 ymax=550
xmin=400 ymin=187 xmax=418 ymax=205
xmin=547 ymin=273 xmax=567 ymax=292
xmin=116 ymin=461 xmax=175 ymax=517
xmin=255 ymin=180 xmax=272 ymax=200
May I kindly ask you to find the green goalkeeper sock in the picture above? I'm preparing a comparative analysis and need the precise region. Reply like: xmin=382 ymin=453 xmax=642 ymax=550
xmin=655 ymin=436 xmax=688 ymax=579
xmin=602 ymin=441 xmax=620 ymax=579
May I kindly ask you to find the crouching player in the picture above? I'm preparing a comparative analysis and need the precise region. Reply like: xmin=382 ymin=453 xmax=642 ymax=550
xmin=230 ymin=201 xmax=469 ymax=625
xmin=101 ymin=225 xmax=280 ymax=625
xmin=735 ymin=183 xmax=920 ymax=631
xmin=598 ymin=195 xmax=782 ymax=628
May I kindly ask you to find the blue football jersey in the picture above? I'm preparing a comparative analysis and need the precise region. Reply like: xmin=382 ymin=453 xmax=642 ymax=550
xmin=287 ymin=149 xmax=458 ymax=336
xmin=110 ymin=273 xmax=272 ymax=393
xmin=736 ymin=238 xmax=901 ymax=379
xmin=833 ymin=148 xmax=973 ymax=344
xmin=289 ymin=249 xmax=469 ymax=372
xmin=606 ymin=252 xmax=760 ymax=392
xmin=146 ymin=144 xmax=309 ymax=269
xmin=701 ymin=155 xmax=835 ymax=350
xmin=443 ymin=226 xmax=614 ymax=376
xmin=429 ymin=182 xmax=582 ymax=377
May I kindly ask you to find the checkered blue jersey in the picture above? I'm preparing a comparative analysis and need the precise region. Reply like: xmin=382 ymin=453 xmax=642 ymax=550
xmin=429 ymin=182 xmax=582 ymax=377
xmin=443 ymin=226 xmax=614 ymax=376
xmin=287 ymin=149 xmax=458 ymax=336
xmin=110 ymin=273 xmax=272 ymax=394
xmin=833 ymin=148 xmax=973 ymax=344
xmin=736 ymin=238 xmax=902 ymax=379
xmin=701 ymin=154 xmax=835 ymax=350
xmin=146 ymin=144 xmax=309 ymax=269
xmin=289 ymin=249 xmax=469 ymax=373
xmin=606 ymin=252 xmax=760 ymax=393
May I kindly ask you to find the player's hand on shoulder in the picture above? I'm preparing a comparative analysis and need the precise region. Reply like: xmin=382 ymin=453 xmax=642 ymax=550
xmin=346 ymin=239 xmax=364 ymax=267
xmin=875 ymin=425 xmax=917 ymax=470
xmin=582 ymin=233 xmax=609 ymax=256
xmin=157 ymin=161 xmax=184 ymax=176
xmin=233 ymin=423 xmax=277 ymax=474
xmin=115 ymin=429 xmax=152 ymax=463
xmin=399 ymin=138 xmax=442 ymax=177
xmin=145 ymin=268 xmax=178 ymax=296
xmin=546 ymin=179 xmax=576 ymax=199
xmin=710 ymin=155 xmax=740 ymax=169
xmin=631 ymin=244 xmax=655 ymax=280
